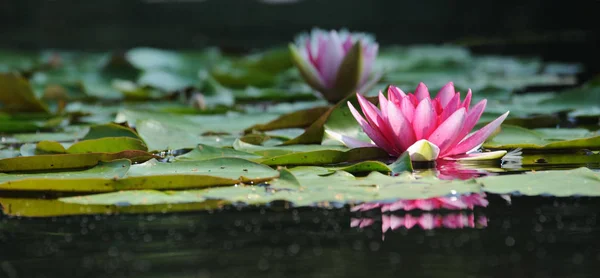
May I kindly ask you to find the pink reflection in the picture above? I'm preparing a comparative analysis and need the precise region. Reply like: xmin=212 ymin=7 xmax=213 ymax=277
xmin=351 ymin=213 xmax=488 ymax=231
xmin=435 ymin=160 xmax=499 ymax=180
xmin=351 ymin=193 xmax=488 ymax=212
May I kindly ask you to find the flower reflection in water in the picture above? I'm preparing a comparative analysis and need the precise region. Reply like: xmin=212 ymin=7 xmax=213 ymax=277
xmin=351 ymin=193 xmax=495 ymax=238
xmin=351 ymin=213 xmax=488 ymax=231
xmin=352 ymin=193 xmax=489 ymax=212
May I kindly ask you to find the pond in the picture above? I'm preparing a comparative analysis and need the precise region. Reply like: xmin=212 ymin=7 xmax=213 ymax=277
xmin=0 ymin=20 xmax=599 ymax=278
xmin=1 ymin=195 xmax=599 ymax=277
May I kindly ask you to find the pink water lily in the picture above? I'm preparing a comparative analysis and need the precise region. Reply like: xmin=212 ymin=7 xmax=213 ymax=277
xmin=289 ymin=29 xmax=379 ymax=103
xmin=329 ymin=82 xmax=510 ymax=161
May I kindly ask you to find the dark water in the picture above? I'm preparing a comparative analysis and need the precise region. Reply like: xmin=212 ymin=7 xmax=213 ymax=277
xmin=1 ymin=194 xmax=599 ymax=278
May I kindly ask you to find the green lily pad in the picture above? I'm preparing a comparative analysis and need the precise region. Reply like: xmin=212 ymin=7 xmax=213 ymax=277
xmin=117 ymin=158 xmax=279 ymax=190
xmin=0 ymin=73 xmax=50 ymax=113
xmin=66 ymin=137 xmax=148 ymax=153
xmin=0 ymin=150 xmax=154 ymax=172
xmin=0 ymin=196 xmax=221 ymax=217
xmin=480 ymin=167 xmax=600 ymax=196
xmin=174 ymin=144 xmax=261 ymax=161
xmin=82 ymin=123 xmax=142 ymax=141
xmin=484 ymin=125 xmax=600 ymax=150
xmin=0 ymin=160 xmax=131 ymax=191
xmin=244 ymin=106 xmax=330 ymax=133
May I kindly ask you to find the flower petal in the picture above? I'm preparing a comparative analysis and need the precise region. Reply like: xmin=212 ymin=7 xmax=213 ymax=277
xmin=444 ymin=150 xmax=508 ymax=161
xmin=324 ymin=129 xmax=375 ymax=149
xmin=446 ymin=111 xmax=510 ymax=156
xmin=455 ymin=99 xmax=486 ymax=143
xmin=387 ymin=100 xmax=416 ymax=151
xmin=378 ymin=91 xmax=388 ymax=120
xmin=348 ymin=101 xmax=397 ymax=155
xmin=289 ymin=44 xmax=327 ymax=91
xmin=415 ymin=82 xmax=430 ymax=101
xmin=439 ymin=92 xmax=461 ymax=123
xmin=388 ymin=86 xmax=405 ymax=106
xmin=436 ymin=82 xmax=455 ymax=108
xmin=315 ymin=31 xmax=345 ymax=88
xmin=427 ymin=108 xmax=466 ymax=154
xmin=412 ymin=98 xmax=437 ymax=140
xmin=359 ymin=43 xmax=378 ymax=85
xmin=400 ymin=96 xmax=416 ymax=123
xmin=462 ymin=89 xmax=472 ymax=111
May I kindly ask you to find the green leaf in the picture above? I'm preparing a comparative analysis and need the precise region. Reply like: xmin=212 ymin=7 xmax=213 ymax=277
xmin=203 ymin=166 xmax=481 ymax=207
xmin=389 ymin=151 xmax=414 ymax=174
xmin=66 ymin=137 xmax=148 ymax=154
xmin=483 ymin=125 xmax=600 ymax=150
xmin=36 ymin=140 xmax=67 ymax=154
xmin=326 ymin=161 xmax=391 ymax=174
xmin=174 ymin=144 xmax=261 ymax=161
xmin=0 ymin=150 xmax=153 ymax=172
xmin=244 ymin=106 xmax=331 ymax=133
xmin=117 ymin=158 xmax=279 ymax=190
xmin=0 ymin=73 xmax=50 ymax=113
xmin=480 ymin=167 xmax=600 ymax=196
xmin=0 ymin=160 xmax=131 ymax=191
xmin=135 ymin=119 xmax=200 ymax=151
xmin=0 ymin=196 xmax=221 ymax=217
xmin=82 ymin=123 xmax=142 ymax=141
xmin=258 ymin=147 xmax=389 ymax=166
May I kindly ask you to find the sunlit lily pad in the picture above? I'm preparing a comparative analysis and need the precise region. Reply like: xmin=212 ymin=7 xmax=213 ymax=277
xmin=484 ymin=125 xmax=600 ymax=150
xmin=480 ymin=167 xmax=600 ymax=196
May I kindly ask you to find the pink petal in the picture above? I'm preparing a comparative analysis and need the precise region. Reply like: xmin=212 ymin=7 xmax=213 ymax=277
xmin=412 ymin=98 xmax=437 ymax=140
xmin=305 ymin=39 xmax=317 ymax=66
xmin=427 ymin=108 xmax=466 ymax=154
xmin=439 ymin=92 xmax=461 ymax=123
xmin=382 ymin=215 xmax=391 ymax=232
xmin=348 ymin=101 xmax=397 ymax=155
xmin=356 ymin=93 xmax=384 ymax=126
xmin=359 ymin=44 xmax=378 ymax=85
xmin=315 ymin=31 xmax=345 ymax=88
xmin=418 ymin=214 xmax=435 ymax=230
xmin=378 ymin=91 xmax=388 ymax=120
xmin=414 ymin=82 xmax=430 ymax=101
xmin=445 ymin=111 xmax=510 ymax=156
xmin=388 ymin=86 xmax=406 ymax=106
xmin=400 ymin=96 xmax=416 ymax=123
xmin=454 ymin=99 xmax=487 ymax=145
xmin=389 ymin=215 xmax=403 ymax=230
xmin=462 ymin=89 xmax=472 ymax=111
xmin=342 ymin=36 xmax=353 ymax=54
xmin=404 ymin=215 xmax=418 ymax=229
xmin=413 ymin=199 xmax=437 ymax=210
xmin=436 ymin=82 xmax=456 ymax=108
xmin=387 ymin=99 xmax=417 ymax=151
xmin=386 ymin=200 xmax=407 ymax=211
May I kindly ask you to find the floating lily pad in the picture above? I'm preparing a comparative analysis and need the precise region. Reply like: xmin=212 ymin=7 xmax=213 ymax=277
xmin=0 ymin=150 xmax=153 ymax=172
xmin=480 ymin=167 xmax=600 ymax=196
xmin=484 ymin=125 xmax=600 ymax=150
xmin=0 ymin=73 xmax=50 ymax=113
xmin=0 ymin=197 xmax=222 ymax=217
xmin=174 ymin=144 xmax=261 ymax=161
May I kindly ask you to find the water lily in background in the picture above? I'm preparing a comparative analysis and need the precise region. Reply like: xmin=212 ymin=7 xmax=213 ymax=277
xmin=327 ymin=82 xmax=510 ymax=161
xmin=289 ymin=29 xmax=380 ymax=103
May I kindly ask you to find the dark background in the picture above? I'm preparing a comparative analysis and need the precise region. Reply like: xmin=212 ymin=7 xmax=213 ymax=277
xmin=2 ymin=0 xmax=599 ymax=76
xmin=0 ymin=0 xmax=598 ymax=50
